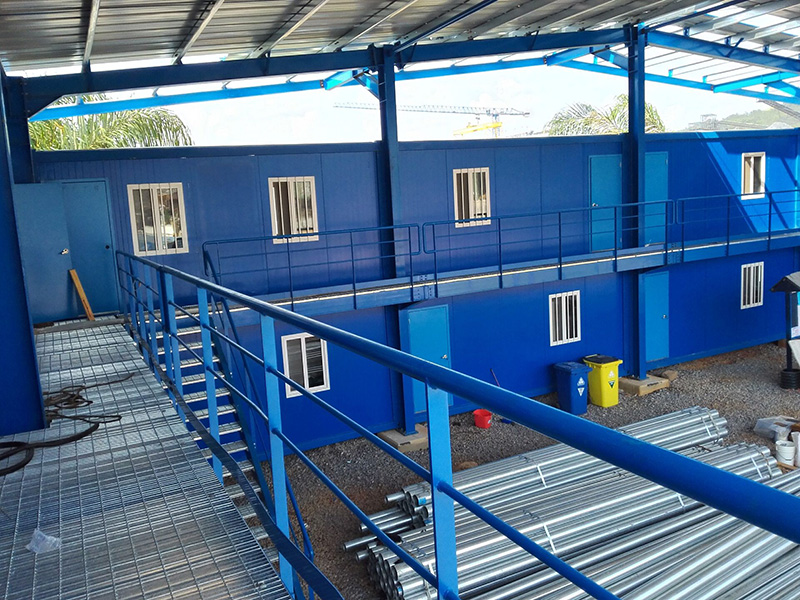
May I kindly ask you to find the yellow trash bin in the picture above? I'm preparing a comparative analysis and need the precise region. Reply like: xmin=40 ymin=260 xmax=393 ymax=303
xmin=583 ymin=354 xmax=623 ymax=407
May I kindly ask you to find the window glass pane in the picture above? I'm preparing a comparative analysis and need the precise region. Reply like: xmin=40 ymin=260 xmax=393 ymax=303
xmin=159 ymin=188 xmax=176 ymax=249
xmin=140 ymin=188 xmax=157 ymax=251
xmin=132 ymin=189 xmax=146 ymax=252
xmin=305 ymin=337 xmax=325 ymax=388
xmin=286 ymin=338 xmax=305 ymax=389
xmin=753 ymin=156 xmax=763 ymax=193
xmin=171 ymin=188 xmax=183 ymax=248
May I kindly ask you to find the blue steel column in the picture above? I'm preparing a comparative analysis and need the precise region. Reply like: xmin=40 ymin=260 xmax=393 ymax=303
xmin=0 ymin=65 xmax=43 ymax=435
xmin=162 ymin=272 xmax=186 ymax=423
xmin=628 ymin=24 xmax=648 ymax=380
xmin=378 ymin=46 xmax=413 ymax=435
xmin=425 ymin=384 xmax=458 ymax=597
xmin=143 ymin=267 xmax=159 ymax=377
xmin=198 ymin=288 xmax=222 ymax=482
xmin=260 ymin=314 xmax=294 ymax=592
xmin=1 ymin=75 xmax=33 ymax=183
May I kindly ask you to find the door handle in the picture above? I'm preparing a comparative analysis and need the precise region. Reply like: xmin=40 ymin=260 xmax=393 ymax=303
xmin=442 ymin=354 xmax=448 ymax=360
xmin=60 ymin=248 xmax=69 ymax=255
xmin=662 ymin=314 xmax=668 ymax=319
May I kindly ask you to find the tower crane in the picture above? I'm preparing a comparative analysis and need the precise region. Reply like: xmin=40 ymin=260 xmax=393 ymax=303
xmin=335 ymin=102 xmax=530 ymax=138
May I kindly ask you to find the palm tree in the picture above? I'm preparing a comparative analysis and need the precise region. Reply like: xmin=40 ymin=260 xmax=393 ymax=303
xmin=545 ymin=94 xmax=665 ymax=136
xmin=29 ymin=95 xmax=193 ymax=150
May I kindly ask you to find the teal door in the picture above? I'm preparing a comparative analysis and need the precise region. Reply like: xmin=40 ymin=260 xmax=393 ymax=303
xmin=13 ymin=184 xmax=76 ymax=323
xmin=644 ymin=271 xmax=670 ymax=362
xmin=399 ymin=305 xmax=452 ymax=426
xmin=13 ymin=181 xmax=117 ymax=323
xmin=62 ymin=181 xmax=118 ymax=314
xmin=589 ymin=155 xmax=622 ymax=252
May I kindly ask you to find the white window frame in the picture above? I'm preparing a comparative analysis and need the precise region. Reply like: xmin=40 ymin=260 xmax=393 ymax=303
xmin=549 ymin=290 xmax=582 ymax=346
xmin=453 ymin=167 xmax=491 ymax=227
xmin=741 ymin=262 xmax=764 ymax=309
xmin=127 ymin=182 xmax=189 ymax=257
xmin=281 ymin=333 xmax=330 ymax=398
xmin=268 ymin=176 xmax=320 ymax=243
xmin=741 ymin=152 xmax=765 ymax=199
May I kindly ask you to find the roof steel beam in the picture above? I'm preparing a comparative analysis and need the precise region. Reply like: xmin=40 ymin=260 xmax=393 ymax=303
xmin=593 ymin=48 xmax=628 ymax=70
xmin=83 ymin=0 xmax=101 ymax=68
xmin=712 ymin=71 xmax=797 ymax=92
xmin=322 ymin=0 xmax=422 ymax=52
xmin=559 ymin=58 xmax=800 ymax=105
xmin=24 ymin=28 xmax=628 ymax=114
xmin=748 ymin=18 xmax=800 ymax=40
xmin=769 ymin=80 xmax=800 ymax=98
xmin=642 ymin=0 xmax=743 ymax=30
xmin=686 ymin=0 xmax=798 ymax=35
xmin=543 ymin=48 xmax=592 ymax=66
xmin=647 ymin=31 xmax=800 ymax=74
xmin=397 ymin=28 xmax=629 ymax=64
xmin=173 ymin=0 xmax=227 ymax=64
xmin=394 ymin=0 xmax=502 ymax=53
xmin=249 ymin=0 xmax=331 ymax=59
xmin=322 ymin=68 xmax=371 ymax=90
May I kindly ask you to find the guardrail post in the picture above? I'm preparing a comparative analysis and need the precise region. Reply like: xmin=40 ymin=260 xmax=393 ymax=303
xmin=158 ymin=271 xmax=176 ymax=405
xmin=198 ymin=288 xmax=223 ymax=483
xmin=130 ymin=259 xmax=150 ymax=368
xmin=768 ymin=192 xmax=773 ymax=250
xmin=163 ymin=272 xmax=185 ymax=423
xmin=260 ymin=313 xmax=294 ymax=592
xmin=143 ymin=267 xmax=158 ymax=377
xmin=425 ymin=383 xmax=458 ymax=598
xmin=125 ymin=256 xmax=138 ymax=338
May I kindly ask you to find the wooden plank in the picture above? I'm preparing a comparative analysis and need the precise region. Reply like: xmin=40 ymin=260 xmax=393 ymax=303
xmin=69 ymin=268 xmax=95 ymax=321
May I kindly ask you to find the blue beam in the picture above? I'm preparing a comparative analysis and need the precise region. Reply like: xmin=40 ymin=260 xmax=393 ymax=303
xmin=322 ymin=68 xmax=370 ymax=90
xmin=558 ymin=59 xmax=800 ymax=106
xmin=394 ymin=0 xmax=501 ymax=54
xmin=593 ymin=48 xmax=628 ymax=71
xmin=29 ymin=79 xmax=325 ymax=121
xmin=647 ymin=30 xmax=800 ymax=74
xmin=396 ymin=28 xmax=629 ymax=65
xmin=2 ymin=76 xmax=34 ymax=181
xmin=24 ymin=49 xmax=377 ymax=115
xmin=543 ymin=47 xmax=592 ymax=66
xmin=768 ymin=80 xmax=800 ymax=98
xmin=356 ymin=72 xmax=379 ymax=98
xmin=713 ymin=71 xmax=797 ymax=93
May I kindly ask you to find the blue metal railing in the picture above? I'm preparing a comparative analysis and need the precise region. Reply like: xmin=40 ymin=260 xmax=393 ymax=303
xmin=201 ymin=190 xmax=800 ymax=304
xmin=117 ymin=248 xmax=800 ymax=600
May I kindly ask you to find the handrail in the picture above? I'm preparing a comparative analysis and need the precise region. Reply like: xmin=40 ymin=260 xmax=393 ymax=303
xmin=202 ymin=251 xmax=317 ymax=590
xmin=118 ymin=248 xmax=800 ymax=600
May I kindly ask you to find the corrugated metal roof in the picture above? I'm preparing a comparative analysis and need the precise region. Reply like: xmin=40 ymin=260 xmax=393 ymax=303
xmin=1 ymin=0 xmax=799 ymax=101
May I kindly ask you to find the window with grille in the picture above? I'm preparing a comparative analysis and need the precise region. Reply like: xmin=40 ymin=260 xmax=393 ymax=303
xmin=128 ymin=183 xmax=188 ymax=256
xmin=741 ymin=262 xmax=764 ymax=309
xmin=741 ymin=153 xmax=765 ymax=199
xmin=281 ymin=333 xmax=330 ymax=398
xmin=268 ymin=176 xmax=319 ymax=242
xmin=453 ymin=167 xmax=491 ymax=227
xmin=549 ymin=290 xmax=581 ymax=346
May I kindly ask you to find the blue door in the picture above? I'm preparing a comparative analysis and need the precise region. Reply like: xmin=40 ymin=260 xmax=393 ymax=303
xmin=644 ymin=271 xmax=670 ymax=362
xmin=399 ymin=305 xmax=452 ymax=427
xmin=589 ymin=155 xmax=622 ymax=252
xmin=62 ymin=181 xmax=118 ymax=314
xmin=13 ymin=184 xmax=76 ymax=323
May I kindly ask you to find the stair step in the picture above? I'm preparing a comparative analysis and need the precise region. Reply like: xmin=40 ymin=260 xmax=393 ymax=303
xmin=192 ymin=422 xmax=243 ymax=448
xmin=182 ymin=372 xmax=227 ymax=390
xmin=192 ymin=404 xmax=238 ymax=428
xmin=202 ymin=440 xmax=249 ymax=464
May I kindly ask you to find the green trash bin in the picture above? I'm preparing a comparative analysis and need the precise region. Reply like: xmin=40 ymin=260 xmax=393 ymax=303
xmin=583 ymin=354 xmax=622 ymax=407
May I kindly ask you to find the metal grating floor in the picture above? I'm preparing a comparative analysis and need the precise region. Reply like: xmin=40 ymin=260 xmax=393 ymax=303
xmin=0 ymin=323 xmax=291 ymax=600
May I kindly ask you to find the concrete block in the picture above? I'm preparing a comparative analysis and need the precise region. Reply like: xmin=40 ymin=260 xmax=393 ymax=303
xmin=619 ymin=375 xmax=670 ymax=397
xmin=662 ymin=369 xmax=679 ymax=382
xmin=377 ymin=424 xmax=429 ymax=454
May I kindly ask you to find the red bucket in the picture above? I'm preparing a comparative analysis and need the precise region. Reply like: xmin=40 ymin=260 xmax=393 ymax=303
xmin=473 ymin=409 xmax=492 ymax=429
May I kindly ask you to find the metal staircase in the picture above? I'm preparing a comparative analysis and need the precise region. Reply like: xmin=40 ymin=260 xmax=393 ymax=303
xmin=156 ymin=308 xmax=276 ymax=554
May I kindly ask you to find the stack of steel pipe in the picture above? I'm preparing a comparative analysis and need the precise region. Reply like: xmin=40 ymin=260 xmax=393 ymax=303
xmin=344 ymin=408 xmax=788 ymax=599
xmin=347 ymin=407 xmax=727 ymax=554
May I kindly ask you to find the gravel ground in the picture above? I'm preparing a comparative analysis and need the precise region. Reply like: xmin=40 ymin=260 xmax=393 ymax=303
xmin=270 ymin=342 xmax=799 ymax=599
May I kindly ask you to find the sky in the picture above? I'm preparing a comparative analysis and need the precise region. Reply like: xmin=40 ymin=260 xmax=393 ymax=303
xmin=168 ymin=63 xmax=768 ymax=146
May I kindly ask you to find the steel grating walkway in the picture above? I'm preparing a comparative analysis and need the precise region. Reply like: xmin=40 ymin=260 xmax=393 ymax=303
xmin=0 ymin=323 xmax=291 ymax=600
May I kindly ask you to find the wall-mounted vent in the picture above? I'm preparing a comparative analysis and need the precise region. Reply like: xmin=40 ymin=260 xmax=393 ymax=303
xmin=741 ymin=262 xmax=764 ymax=309
xmin=549 ymin=290 xmax=581 ymax=346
